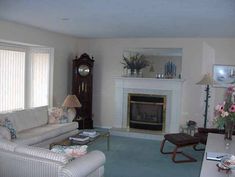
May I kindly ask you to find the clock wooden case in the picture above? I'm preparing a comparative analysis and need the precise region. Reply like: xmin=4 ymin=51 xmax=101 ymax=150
xmin=72 ymin=53 xmax=94 ymax=129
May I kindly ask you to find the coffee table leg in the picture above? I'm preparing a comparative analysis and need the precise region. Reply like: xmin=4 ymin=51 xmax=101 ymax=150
xmin=107 ymin=132 xmax=110 ymax=151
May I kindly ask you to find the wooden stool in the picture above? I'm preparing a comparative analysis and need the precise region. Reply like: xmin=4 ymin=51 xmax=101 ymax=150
xmin=160 ymin=133 xmax=200 ymax=163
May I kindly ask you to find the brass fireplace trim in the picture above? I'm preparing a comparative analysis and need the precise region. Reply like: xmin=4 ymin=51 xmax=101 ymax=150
xmin=127 ymin=93 xmax=167 ymax=132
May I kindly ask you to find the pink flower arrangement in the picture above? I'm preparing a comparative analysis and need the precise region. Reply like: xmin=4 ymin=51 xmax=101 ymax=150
xmin=214 ymin=85 xmax=235 ymax=128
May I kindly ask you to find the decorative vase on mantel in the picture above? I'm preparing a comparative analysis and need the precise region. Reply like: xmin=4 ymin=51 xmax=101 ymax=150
xmin=127 ymin=69 xmax=135 ymax=77
xmin=136 ymin=69 xmax=143 ymax=77
xmin=224 ymin=119 xmax=234 ymax=140
xmin=126 ymin=69 xmax=142 ymax=77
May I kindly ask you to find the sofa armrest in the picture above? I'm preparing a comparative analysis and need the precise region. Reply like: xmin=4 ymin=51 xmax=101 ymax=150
xmin=60 ymin=150 xmax=106 ymax=177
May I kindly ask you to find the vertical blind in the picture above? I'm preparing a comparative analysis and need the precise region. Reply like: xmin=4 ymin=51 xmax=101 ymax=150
xmin=30 ymin=49 xmax=50 ymax=107
xmin=0 ymin=48 xmax=25 ymax=112
xmin=0 ymin=45 xmax=51 ymax=112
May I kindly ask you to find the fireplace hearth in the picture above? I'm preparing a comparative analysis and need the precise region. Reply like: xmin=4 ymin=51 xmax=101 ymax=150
xmin=128 ymin=94 xmax=166 ymax=131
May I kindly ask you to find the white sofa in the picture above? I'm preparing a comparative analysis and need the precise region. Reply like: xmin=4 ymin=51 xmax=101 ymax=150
xmin=0 ymin=106 xmax=79 ymax=147
xmin=0 ymin=139 xmax=105 ymax=177
xmin=0 ymin=106 xmax=106 ymax=177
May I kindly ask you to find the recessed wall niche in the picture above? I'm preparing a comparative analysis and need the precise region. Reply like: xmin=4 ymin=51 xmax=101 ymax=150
xmin=123 ymin=48 xmax=182 ymax=78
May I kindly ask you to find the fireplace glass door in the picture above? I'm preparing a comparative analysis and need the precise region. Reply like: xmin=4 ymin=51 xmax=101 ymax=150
xmin=129 ymin=94 xmax=166 ymax=131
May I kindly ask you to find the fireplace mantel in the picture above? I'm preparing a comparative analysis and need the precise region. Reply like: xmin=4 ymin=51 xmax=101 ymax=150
xmin=113 ymin=77 xmax=185 ymax=133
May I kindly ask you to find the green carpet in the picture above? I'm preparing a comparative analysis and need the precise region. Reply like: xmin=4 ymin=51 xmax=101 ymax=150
xmin=89 ymin=135 xmax=204 ymax=177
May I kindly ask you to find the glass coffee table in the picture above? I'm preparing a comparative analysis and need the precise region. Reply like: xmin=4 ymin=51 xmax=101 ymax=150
xmin=50 ymin=129 xmax=110 ymax=151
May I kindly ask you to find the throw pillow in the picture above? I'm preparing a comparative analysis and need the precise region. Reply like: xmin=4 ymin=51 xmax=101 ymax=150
xmin=48 ymin=107 xmax=64 ymax=124
xmin=51 ymin=145 xmax=87 ymax=158
xmin=0 ymin=126 xmax=11 ymax=140
xmin=0 ymin=118 xmax=17 ymax=139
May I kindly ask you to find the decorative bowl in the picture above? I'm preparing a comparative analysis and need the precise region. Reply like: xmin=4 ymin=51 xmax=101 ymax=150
xmin=221 ymin=155 xmax=235 ymax=170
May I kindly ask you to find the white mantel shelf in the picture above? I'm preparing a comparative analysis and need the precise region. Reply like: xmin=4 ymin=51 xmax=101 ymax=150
xmin=113 ymin=76 xmax=185 ymax=133
xmin=113 ymin=76 xmax=185 ymax=82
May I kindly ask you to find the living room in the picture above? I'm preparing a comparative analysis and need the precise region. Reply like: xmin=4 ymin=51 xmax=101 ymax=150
xmin=0 ymin=0 xmax=235 ymax=177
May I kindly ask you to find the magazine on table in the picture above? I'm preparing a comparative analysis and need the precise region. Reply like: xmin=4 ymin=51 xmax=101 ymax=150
xmin=80 ymin=130 xmax=100 ymax=138
xmin=206 ymin=152 xmax=230 ymax=161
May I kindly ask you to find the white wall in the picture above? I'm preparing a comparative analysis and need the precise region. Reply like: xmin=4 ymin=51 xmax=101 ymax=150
xmin=1 ymin=20 xmax=234 ymax=129
xmin=83 ymin=38 xmax=235 ymax=128
xmin=0 ymin=20 xmax=88 ymax=106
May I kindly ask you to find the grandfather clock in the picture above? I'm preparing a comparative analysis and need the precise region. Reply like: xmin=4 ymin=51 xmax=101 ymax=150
xmin=72 ymin=53 xmax=94 ymax=129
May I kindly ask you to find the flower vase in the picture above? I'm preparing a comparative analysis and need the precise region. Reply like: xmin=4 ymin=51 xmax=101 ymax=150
xmin=224 ymin=120 xmax=234 ymax=140
xmin=137 ymin=69 xmax=143 ymax=77
xmin=127 ymin=69 xmax=132 ymax=77
xmin=133 ymin=69 xmax=138 ymax=77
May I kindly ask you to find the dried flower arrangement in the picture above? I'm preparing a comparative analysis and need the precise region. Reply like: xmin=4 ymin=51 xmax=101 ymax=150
xmin=121 ymin=53 xmax=149 ymax=72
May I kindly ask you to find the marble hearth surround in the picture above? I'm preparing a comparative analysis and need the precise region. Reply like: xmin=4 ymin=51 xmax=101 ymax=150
xmin=114 ymin=77 xmax=184 ymax=133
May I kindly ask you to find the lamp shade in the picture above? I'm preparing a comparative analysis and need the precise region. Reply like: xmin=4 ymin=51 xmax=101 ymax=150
xmin=62 ymin=95 xmax=81 ymax=108
xmin=196 ymin=73 xmax=214 ymax=85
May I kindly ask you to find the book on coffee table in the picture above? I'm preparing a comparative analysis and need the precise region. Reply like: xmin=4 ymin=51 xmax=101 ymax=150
xmin=69 ymin=135 xmax=89 ymax=142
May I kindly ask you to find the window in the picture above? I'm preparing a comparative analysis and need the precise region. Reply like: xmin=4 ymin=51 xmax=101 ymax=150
xmin=0 ymin=44 xmax=53 ymax=112
xmin=0 ymin=47 xmax=25 ymax=111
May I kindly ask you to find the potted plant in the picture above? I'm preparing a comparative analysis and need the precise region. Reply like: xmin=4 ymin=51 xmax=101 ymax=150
xmin=121 ymin=53 xmax=149 ymax=77
xmin=121 ymin=55 xmax=136 ymax=73
xmin=214 ymin=85 xmax=235 ymax=140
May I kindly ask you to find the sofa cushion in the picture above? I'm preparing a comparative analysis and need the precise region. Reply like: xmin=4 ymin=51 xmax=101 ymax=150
xmin=15 ymin=145 xmax=72 ymax=164
xmin=0 ymin=138 xmax=18 ymax=151
xmin=12 ymin=106 xmax=48 ymax=132
xmin=13 ymin=122 xmax=78 ymax=145
xmin=0 ymin=126 xmax=11 ymax=140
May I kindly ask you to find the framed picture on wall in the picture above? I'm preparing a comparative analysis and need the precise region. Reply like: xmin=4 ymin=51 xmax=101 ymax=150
xmin=213 ymin=64 xmax=235 ymax=87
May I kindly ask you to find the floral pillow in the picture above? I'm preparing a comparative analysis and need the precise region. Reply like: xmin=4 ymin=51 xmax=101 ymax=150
xmin=48 ymin=107 xmax=68 ymax=124
xmin=48 ymin=107 xmax=63 ymax=124
xmin=0 ymin=118 xmax=17 ymax=139
xmin=51 ymin=145 xmax=87 ymax=158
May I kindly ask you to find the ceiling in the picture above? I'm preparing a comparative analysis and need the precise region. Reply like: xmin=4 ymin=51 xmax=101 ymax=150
xmin=0 ymin=0 xmax=235 ymax=38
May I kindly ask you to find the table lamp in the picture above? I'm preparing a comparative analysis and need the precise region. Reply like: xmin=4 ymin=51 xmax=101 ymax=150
xmin=62 ymin=95 xmax=81 ymax=121
xmin=196 ymin=73 xmax=214 ymax=128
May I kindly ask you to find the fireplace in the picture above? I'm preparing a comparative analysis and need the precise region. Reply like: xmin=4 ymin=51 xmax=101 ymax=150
xmin=114 ymin=77 xmax=184 ymax=133
xmin=128 ymin=94 xmax=166 ymax=131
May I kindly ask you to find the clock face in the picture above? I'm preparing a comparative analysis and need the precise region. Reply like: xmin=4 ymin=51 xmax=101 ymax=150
xmin=78 ymin=64 xmax=90 ymax=76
